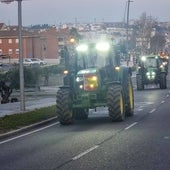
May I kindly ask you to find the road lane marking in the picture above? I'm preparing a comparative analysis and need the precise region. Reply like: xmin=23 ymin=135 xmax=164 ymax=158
xmin=161 ymin=100 xmax=165 ymax=104
xmin=149 ymin=109 xmax=156 ymax=113
xmin=125 ymin=122 xmax=138 ymax=130
xmin=72 ymin=145 xmax=99 ymax=160
xmin=0 ymin=122 xmax=59 ymax=145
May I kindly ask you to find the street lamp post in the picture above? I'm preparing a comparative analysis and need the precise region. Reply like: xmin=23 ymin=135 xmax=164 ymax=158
xmin=126 ymin=0 xmax=133 ymax=65
xmin=1 ymin=0 xmax=25 ymax=111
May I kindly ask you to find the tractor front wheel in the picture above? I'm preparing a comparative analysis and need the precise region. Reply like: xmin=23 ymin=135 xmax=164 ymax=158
xmin=136 ymin=74 xmax=144 ymax=90
xmin=56 ymin=88 xmax=73 ymax=125
xmin=107 ymin=84 xmax=125 ymax=122
xmin=160 ymin=73 xmax=167 ymax=89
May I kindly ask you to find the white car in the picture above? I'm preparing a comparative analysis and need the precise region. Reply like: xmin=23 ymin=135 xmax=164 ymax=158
xmin=23 ymin=58 xmax=34 ymax=66
xmin=30 ymin=58 xmax=47 ymax=65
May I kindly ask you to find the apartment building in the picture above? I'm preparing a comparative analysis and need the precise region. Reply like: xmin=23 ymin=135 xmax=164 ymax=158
xmin=0 ymin=23 xmax=60 ymax=64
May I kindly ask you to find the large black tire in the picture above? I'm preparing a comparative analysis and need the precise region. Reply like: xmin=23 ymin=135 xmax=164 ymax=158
xmin=125 ymin=76 xmax=134 ymax=116
xmin=56 ymin=88 xmax=73 ymax=125
xmin=136 ymin=74 xmax=144 ymax=90
xmin=107 ymin=84 xmax=125 ymax=122
xmin=160 ymin=73 xmax=167 ymax=89
xmin=73 ymin=108 xmax=89 ymax=120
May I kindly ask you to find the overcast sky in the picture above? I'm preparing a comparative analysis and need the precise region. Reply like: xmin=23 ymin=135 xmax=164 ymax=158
xmin=0 ymin=0 xmax=170 ymax=26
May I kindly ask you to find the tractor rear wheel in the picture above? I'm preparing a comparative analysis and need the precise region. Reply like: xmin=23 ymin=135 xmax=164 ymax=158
xmin=136 ymin=74 xmax=144 ymax=90
xmin=160 ymin=73 xmax=167 ymax=89
xmin=107 ymin=84 xmax=125 ymax=121
xmin=56 ymin=88 xmax=73 ymax=125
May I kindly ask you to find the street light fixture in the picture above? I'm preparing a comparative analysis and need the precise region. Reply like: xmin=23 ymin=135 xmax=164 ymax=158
xmin=1 ymin=0 xmax=25 ymax=111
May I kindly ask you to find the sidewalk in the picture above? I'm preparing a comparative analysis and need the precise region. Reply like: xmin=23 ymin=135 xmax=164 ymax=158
xmin=0 ymin=86 xmax=59 ymax=117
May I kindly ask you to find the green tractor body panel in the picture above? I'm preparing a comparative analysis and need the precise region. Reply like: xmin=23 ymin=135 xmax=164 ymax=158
xmin=72 ymin=67 xmax=122 ymax=109
xmin=56 ymin=38 xmax=134 ymax=124
xmin=136 ymin=55 xmax=167 ymax=90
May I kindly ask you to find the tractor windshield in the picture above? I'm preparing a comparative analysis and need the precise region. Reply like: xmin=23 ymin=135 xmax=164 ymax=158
xmin=76 ymin=41 xmax=113 ymax=69
xmin=145 ymin=57 xmax=157 ymax=67
xmin=140 ymin=56 xmax=158 ymax=68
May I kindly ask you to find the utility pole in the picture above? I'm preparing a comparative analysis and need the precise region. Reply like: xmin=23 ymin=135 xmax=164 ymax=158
xmin=126 ymin=0 xmax=133 ymax=64
xmin=1 ymin=0 xmax=25 ymax=111
xmin=18 ymin=0 xmax=25 ymax=111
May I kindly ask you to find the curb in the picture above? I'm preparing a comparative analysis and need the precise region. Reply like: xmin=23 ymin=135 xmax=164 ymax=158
xmin=0 ymin=116 xmax=58 ymax=140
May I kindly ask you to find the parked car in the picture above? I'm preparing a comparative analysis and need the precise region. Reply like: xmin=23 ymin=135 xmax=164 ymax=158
xmin=23 ymin=58 xmax=34 ymax=66
xmin=30 ymin=58 xmax=47 ymax=65
xmin=21 ymin=58 xmax=46 ymax=66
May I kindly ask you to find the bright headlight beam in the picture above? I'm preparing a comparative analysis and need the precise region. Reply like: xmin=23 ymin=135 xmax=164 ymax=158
xmin=96 ymin=42 xmax=110 ymax=52
xmin=76 ymin=44 xmax=88 ymax=52
xmin=141 ymin=56 xmax=146 ymax=61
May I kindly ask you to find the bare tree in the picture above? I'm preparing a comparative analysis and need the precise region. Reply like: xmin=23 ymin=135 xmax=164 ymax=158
xmin=150 ymin=33 xmax=166 ymax=53
xmin=134 ymin=13 xmax=158 ymax=54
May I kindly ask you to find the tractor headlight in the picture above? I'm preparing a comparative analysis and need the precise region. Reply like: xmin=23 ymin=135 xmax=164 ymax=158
xmin=162 ymin=62 xmax=167 ymax=66
xmin=146 ymin=71 xmax=155 ymax=79
xmin=79 ymin=85 xmax=83 ymax=89
xmin=141 ymin=56 xmax=146 ymax=62
xmin=76 ymin=76 xmax=83 ymax=82
xmin=95 ymin=42 xmax=110 ymax=52
xmin=64 ymin=70 xmax=68 ymax=75
xmin=76 ymin=44 xmax=88 ymax=52
xmin=151 ymin=71 xmax=155 ymax=76
xmin=115 ymin=66 xmax=120 ymax=71
xmin=84 ymin=75 xmax=98 ymax=91
xmin=146 ymin=72 xmax=150 ymax=76
xmin=160 ymin=64 xmax=164 ymax=68
xmin=151 ymin=72 xmax=156 ymax=78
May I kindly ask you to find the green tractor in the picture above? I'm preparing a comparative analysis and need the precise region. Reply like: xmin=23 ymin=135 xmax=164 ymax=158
xmin=136 ymin=55 xmax=167 ymax=90
xmin=56 ymin=39 xmax=134 ymax=125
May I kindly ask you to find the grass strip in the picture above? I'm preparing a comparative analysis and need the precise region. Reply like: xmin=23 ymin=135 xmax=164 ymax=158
xmin=0 ymin=105 xmax=56 ymax=134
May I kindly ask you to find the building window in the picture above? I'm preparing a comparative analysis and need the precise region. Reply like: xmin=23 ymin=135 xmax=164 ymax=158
xmin=0 ymin=49 xmax=2 ymax=55
xmin=0 ymin=39 xmax=2 ymax=44
xmin=16 ymin=49 xmax=19 ymax=54
xmin=16 ymin=39 xmax=19 ymax=43
xmin=58 ymin=37 xmax=64 ymax=42
xmin=8 ymin=49 xmax=13 ymax=55
xmin=8 ymin=39 xmax=12 ymax=44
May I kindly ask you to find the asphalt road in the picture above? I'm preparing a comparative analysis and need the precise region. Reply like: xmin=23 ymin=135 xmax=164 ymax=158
xmin=0 ymin=79 xmax=170 ymax=170
xmin=1 ymin=62 xmax=170 ymax=170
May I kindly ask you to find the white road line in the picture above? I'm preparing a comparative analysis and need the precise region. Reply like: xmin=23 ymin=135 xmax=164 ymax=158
xmin=161 ymin=100 xmax=165 ymax=104
xmin=149 ymin=109 xmax=156 ymax=113
xmin=125 ymin=122 xmax=138 ymax=130
xmin=166 ymin=94 xmax=169 ymax=98
xmin=72 ymin=145 xmax=99 ymax=160
xmin=136 ymin=108 xmax=143 ymax=111
xmin=0 ymin=122 xmax=59 ymax=145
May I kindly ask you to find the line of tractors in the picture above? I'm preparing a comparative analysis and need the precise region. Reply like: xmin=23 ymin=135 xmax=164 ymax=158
xmin=56 ymin=37 xmax=169 ymax=125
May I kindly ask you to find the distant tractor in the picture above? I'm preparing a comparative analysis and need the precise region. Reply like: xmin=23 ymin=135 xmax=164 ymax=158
xmin=136 ymin=55 xmax=167 ymax=90
xmin=56 ymin=39 xmax=134 ymax=125
xmin=158 ymin=52 xmax=169 ymax=74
